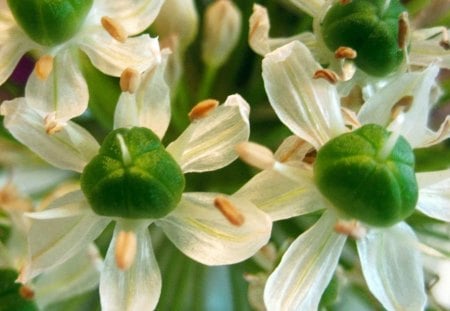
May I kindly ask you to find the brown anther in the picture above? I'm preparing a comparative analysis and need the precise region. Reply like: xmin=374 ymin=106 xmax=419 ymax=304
xmin=44 ymin=114 xmax=63 ymax=135
xmin=115 ymin=230 xmax=137 ymax=270
xmin=439 ymin=28 xmax=450 ymax=50
xmin=313 ymin=69 xmax=339 ymax=84
xmin=391 ymin=95 xmax=413 ymax=120
xmin=101 ymin=16 xmax=127 ymax=43
xmin=334 ymin=220 xmax=366 ymax=239
xmin=334 ymin=46 xmax=357 ymax=59
xmin=120 ymin=68 xmax=141 ymax=93
xmin=19 ymin=285 xmax=35 ymax=300
xmin=214 ymin=196 xmax=245 ymax=226
xmin=35 ymin=55 xmax=54 ymax=80
xmin=398 ymin=12 xmax=410 ymax=49
xmin=303 ymin=150 xmax=317 ymax=165
xmin=188 ymin=99 xmax=219 ymax=121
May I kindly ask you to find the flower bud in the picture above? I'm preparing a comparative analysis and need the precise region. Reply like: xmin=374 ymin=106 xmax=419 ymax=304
xmin=202 ymin=0 xmax=242 ymax=68
xmin=321 ymin=0 xmax=406 ymax=76
xmin=314 ymin=124 xmax=418 ymax=227
xmin=80 ymin=127 xmax=185 ymax=219
xmin=7 ymin=0 xmax=93 ymax=46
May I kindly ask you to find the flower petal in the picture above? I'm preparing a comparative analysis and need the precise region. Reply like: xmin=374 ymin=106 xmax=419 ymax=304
xmin=167 ymin=94 xmax=250 ymax=173
xmin=262 ymin=41 xmax=346 ymax=149
xmin=235 ymin=168 xmax=325 ymax=221
xmin=417 ymin=170 xmax=450 ymax=221
xmin=420 ymin=115 xmax=450 ymax=147
xmin=114 ymin=54 xmax=170 ymax=138
xmin=357 ymin=223 xmax=426 ymax=311
xmin=25 ymin=49 xmax=89 ymax=121
xmin=1 ymin=99 xmax=99 ymax=173
xmin=79 ymin=31 xmax=161 ymax=76
xmin=156 ymin=192 xmax=272 ymax=265
xmin=284 ymin=0 xmax=324 ymax=17
xmin=410 ymin=27 xmax=450 ymax=69
xmin=264 ymin=211 xmax=346 ymax=311
xmin=100 ymin=224 xmax=161 ymax=311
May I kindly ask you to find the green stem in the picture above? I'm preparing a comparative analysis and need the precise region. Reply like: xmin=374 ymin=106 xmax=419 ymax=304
xmin=197 ymin=65 xmax=218 ymax=101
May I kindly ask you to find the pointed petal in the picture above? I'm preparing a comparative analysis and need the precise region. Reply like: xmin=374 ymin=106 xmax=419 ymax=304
xmin=26 ymin=49 xmax=89 ymax=121
xmin=1 ymin=99 xmax=99 ymax=173
xmin=167 ymin=94 xmax=250 ymax=173
xmin=417 ymin=169 xmax=450 ymax=188
xmin=417 ymin=170 xmax=450 ymax=221
xmin=157 ymin=192 xmax=272 ymax=265
xmin=264 ymin=211 xmax=346 ymax=311
xmin=100 ymin=225 xmax=161 ymax=311
xmin=80 ymin=32 xmax=161 ymax=76
xmin=357 ymin=223 xmax=426 ymax=311
xmin=114 ymin=54 xmax=170 ymax=138
xmin=95 ymin=0 xmax=164 ymax=34
xmin=262 ymin=41 xmax=346 ymax=149
xmin=235 ymin=168 xmax=325 ymax=221
xmin=410 ymin=28 xmax=450 ymax=69
xmin=420 ymin=115 xmax=450 ymax=147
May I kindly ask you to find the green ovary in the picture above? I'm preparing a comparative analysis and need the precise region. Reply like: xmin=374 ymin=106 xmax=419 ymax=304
xmin=80 ymin=127 xmax=185 ymax=219
xmin=8 ymin=0 xmax=93 ymax=46
xmin=313 ymin=124 xmax=418 ymax=227
xmin=320 ymin=0 xmax=406 ymax=77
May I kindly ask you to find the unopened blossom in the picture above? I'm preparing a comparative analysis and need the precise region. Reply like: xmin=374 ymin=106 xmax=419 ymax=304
xmin=1 ymin=57 xmax=272 ymax=310
xmin=235 ymin=41 xmax=450 ymax=310
xmin=0 ymin=0 xmax=164 ymax=123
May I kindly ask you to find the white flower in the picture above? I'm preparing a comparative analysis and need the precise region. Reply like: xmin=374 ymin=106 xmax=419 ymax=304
xmin=235 ymin=41 xmax=450 ymax=310
xmin=0 ymin=0 xmax=164 ymax=122
xmin=1 ymin=56 xmax=272 ymax=311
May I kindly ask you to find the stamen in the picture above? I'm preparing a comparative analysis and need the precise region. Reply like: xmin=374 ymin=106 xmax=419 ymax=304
xmin=439 ymin=28 xmax=450 ymax=50
xmin=214 ymin=196 xmax=245 ymax=226
xmin=390 ymin=95 xmax=413 ymax=120
xmin=334 ymin=46 xmax=357 ymax=59
xmin=313 ymin=69 xmax=339 ymax=84
xmin=188 ymin=99 xmax=219 ymax=121
xmin=44 ymin=113 xmax=64 ymax=135
xmin=115 ymin=230 xmax=137 ymax=270
xmin=120 ymin=68 xmax=141 ymax=93
xmin=334 ymin=219 xmax=366 ymax=239
xmin=35 ymin=55 xmax=54 ymax=80
xmin=340 ymin=61 xmax=356 ymax=81
xmin=101 ymin=16 xmax=128 ymax=43
xmin=19 ymin=285 xmax=35 ymax=300
xmin=116 ymin=134 xmax=132 ymax=166
xmin=378 ymin=113 xmax=405 ymax=160
xmin=235 ymin=142 xmax=275 ymax=170
xmin=398 ymin=12 xmax=410 ymax=49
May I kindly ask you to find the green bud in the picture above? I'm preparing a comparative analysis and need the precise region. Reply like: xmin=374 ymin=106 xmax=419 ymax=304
xmin=314 ymin=124 xmax=418 ymax=227
xmin=80 ymin=127 xmax=185 ymax=219
xmin=8 ymin=0 xmax=93 ymax=46
xmin=321 ymin=0 xmax=406 ymax=76
xmin=0 ymin=269 xmax=38 ymax=311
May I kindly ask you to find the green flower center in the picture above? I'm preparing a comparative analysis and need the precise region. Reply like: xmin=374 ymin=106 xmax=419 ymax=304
xmin=320 ymin=0 xmax=406 ymax=77
xmin=8 ymin=0 xmax=93 ymax=46
xmin=313 ymin=124 xmax=418 ymax=227
xmin=80 ymin=127 xmax=185 ymax=219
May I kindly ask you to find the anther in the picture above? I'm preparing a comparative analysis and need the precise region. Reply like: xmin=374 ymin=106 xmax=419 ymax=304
xmin=115 ymin=230 xmax=137 ymax=270
xmin=101 ymin=16 xmax=128 ymax=43
xmin=35 ymin=55 xmax=54 ymax=80
xmin=19 ymin=285 xmax=35 ymax=300
xmin=391 ymin=95 xmax=413 ymax=120
xmin=214 ymin=196 xmax=245 ymax=226
xmin=313 ymin=69 xmax=339 ymax=84
xmin=188 ymin=99 xmax=219 ymax=121
xmin=334 ymin=219 xmax=366 ymax=239
xmin=439 ymin=28 xmax=450 ymax=50
xmin=235 ymin=141 xmax=275 ymax=170
xmin=120 ymin=68 xmax=141 ymax=93
xmin=44 ymin=113 xmax=64 ymax=135
xmin=398 ymin=12 xmax=410 ymax=49
xmin=334 ymin=46 xmax=357 ymax=59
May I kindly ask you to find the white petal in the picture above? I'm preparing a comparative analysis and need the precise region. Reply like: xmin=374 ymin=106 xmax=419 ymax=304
xmin=114 ymin=55 xmax=170 ymax=138
xmin=410 ymin=28 xmax=450 ymax=69
xmin=100 ymin=225 xmax=161 ymax=311
xmin=235 ymin=168 xmax=325 ymax=221
xmin=167 ymin=94 xmax=250 ymax=173
xmin=283 ymin=0 xmax=324 ymax=17
xmin=420 ymin=115 xmax=450 ymax=147
xmin=417 ymin=169 xmax=450 ymax=188
xmin=264 ymin=211 xmax=346 ymax=311
xmin=156 ymin=192 xmax=272 ymax=265
xmin=25 ymin=193 xmax=109 ymax=281
xmin=417 ymin=171 xmax=450 ymax=221
xmin=1 ymin=99 xmax=99 ymax=173
xmin=357 ymin=223 xmax=426 ymax=311
xmin=358 ymin=65 xmax=440 ymax=147
xmin=26 ymin=49 xmax=89 ymax=121
xmin=274 ymin=135 xmax=314 ymax=163
xmin=262 ymin=41 xmax=346 ymax=149
xmin=79 ymin=32 xmax=161 ymax=76
xmin=95 ymin=0 xmax=164 ymax=34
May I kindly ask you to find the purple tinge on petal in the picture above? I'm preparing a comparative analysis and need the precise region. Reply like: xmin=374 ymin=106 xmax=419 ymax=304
xmin=10 ymin=54 xmax=35 ymax=85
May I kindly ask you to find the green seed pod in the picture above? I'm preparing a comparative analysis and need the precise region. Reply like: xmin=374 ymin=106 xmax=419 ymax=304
xmin=7 ymin=0 xmax=93 ymax=46
xmin=314 ymin=124 xmax=418 ymax=227
xmin=321 ymin=0 xmax=406 ymax=77
xmin=80 ymin=127 xmax=185 ymax=219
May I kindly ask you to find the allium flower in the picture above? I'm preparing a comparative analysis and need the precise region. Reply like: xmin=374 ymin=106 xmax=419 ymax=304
xmin=235 ymin=41 xmax=450 ymax=310
xmin=1 ymin=57 xmax=272 ymax=310
xmin=0 ymin=0 xmax=163 ymax=123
